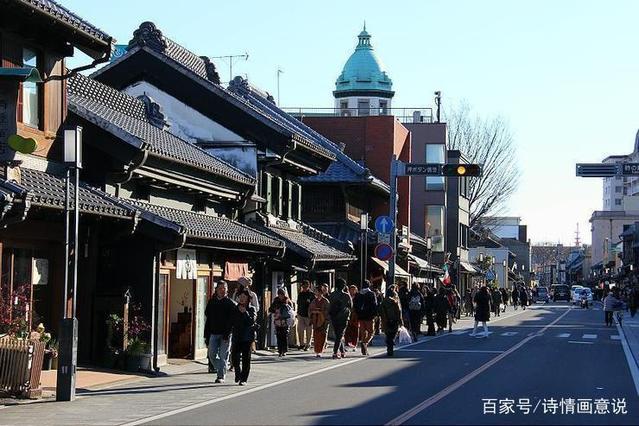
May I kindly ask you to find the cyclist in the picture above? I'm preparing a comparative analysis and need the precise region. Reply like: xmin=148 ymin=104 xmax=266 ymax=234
xmin=603 ymin=288 xmax=622 ymax=327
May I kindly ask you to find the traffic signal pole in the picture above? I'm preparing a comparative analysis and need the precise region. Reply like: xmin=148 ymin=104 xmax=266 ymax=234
xmin=388 ymin=155 xmax=399 ymax=285
xmin=386 ymin=157 xmax=482 ymax=288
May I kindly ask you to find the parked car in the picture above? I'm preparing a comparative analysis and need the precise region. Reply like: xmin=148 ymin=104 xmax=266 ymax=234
xmin=551 ymin=284 xmax=571 ymax=302
xmin=535 ymin=287 xmax=550 ymax=303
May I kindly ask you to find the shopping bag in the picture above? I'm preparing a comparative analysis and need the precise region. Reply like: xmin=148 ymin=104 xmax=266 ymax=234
xmin=398 ymin=326 xmax=412 ymax=345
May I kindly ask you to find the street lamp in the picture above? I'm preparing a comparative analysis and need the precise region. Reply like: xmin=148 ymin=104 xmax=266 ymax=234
xmin=360 ymin=213 xmax=369 ymax=287
xmin=57 ymin=126 xmax=82 ymax=402
xmin=479 ymin=252 xmax=484 ymax=263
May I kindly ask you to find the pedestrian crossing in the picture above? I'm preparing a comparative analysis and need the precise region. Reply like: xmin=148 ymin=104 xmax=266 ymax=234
xmin=450 ymin=329 xmax=621 ymax=342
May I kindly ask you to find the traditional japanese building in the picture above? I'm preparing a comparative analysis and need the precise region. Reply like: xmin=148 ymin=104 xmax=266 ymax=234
xmin=90 ymin=22 xmax=354 ymax=346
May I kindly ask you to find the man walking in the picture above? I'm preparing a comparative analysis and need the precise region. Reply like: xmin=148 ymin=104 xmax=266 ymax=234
xmin=204 ymin=281 xmax=236 ymax=383
xmin=353 ymin=280 xmax=378 ymax=355
xmin=407 ymin=283 xmax=425 ymax=340
xmin=296 ymin=280 xmax=314 ymax=351
xmin=492 ymin=286 xmax=502 ymax=317
xmin=328 ymin=278 xmax=353 ymax=359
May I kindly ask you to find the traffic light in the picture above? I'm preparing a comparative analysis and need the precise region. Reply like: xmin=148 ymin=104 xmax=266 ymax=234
xmin=441 ymin=164 xmax=482 ymax=177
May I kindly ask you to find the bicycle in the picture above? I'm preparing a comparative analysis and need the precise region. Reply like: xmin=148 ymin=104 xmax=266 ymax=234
xmin=615 ymin=309 xmax=624 ymax=327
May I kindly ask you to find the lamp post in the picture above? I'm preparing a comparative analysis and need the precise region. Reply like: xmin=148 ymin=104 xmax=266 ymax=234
xmin=360 ymin=213 xmax=369 ymax=288
xmin=503 ymin=259 xmax=508 ymax=289
xmin=456 ymin=247 xmax=461 ymax=292
xmin=57 ymin=126 xmax=82 ymax=402
xmin=426 ymin=237 xmax=433 ymax=285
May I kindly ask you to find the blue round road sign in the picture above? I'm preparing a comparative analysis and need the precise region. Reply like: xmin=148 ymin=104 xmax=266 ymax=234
xmin=375 ymin=216 xmax=394 ymax=234
xmin=375 ymin=243 xmax=393 ymax=261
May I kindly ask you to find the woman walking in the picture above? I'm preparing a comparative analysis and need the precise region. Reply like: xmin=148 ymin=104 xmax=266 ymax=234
xmin=380 ymin=286 xmax=403 ymax=356
xmin=309 ymin=285 xmax=330 ymax=357
xmin=269 ymin=288 xmax=294 ymax=357
xmin=231 ymin=290 xmax=256 ymax=385
xmin=434 ymin=289 xmax=450 ymax=333
xmin=471 ymin=285 xmax=492 ymax=338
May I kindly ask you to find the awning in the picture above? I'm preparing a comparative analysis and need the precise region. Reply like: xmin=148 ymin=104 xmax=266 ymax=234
xmin=371 ymin=257 xmax=411 ymax=277
xmin=459 ymin=261 xmax=482 ymax=275
xmin=408 ymin=254 xmax=444 ymax=275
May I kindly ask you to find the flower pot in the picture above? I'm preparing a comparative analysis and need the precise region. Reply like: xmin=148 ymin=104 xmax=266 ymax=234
xmin=125 ymin=354 xmax=143 ymax=372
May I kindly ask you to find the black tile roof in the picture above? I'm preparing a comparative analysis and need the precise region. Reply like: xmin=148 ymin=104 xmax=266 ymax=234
xmin=127 ymin=200 xmax=284 ymax=249
xmin=127 ymin=22 xmax=220 ymax=84
xmin=227 ymin=77 xmax=336 ymax=160
xmin=102 ymin=22 xmax=335 ymax=162
xmin=0 ymin=166 xmax=134 ymax=218
xmin=68 ymin=74 xmax=255 ymax=186
xmin=254 ymin=221 xmax=354 ymax=263
xmin=15 ymin=0 xmax=111 ymax=43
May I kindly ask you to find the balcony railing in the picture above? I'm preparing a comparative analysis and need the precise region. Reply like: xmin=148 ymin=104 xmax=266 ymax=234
xmin=282 ymin=107 xmax=434 ymax=124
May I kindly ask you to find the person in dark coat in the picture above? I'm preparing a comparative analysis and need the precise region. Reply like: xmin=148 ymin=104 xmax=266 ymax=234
xmin=471 ymin=285 xmax=492 ymax=338
xmin=204 ymin=281 xmax=237 ymax=383
xmin=492 ymin=287 xmax=502 ymax=317
xmin=500 ymin=288 xmax=509 ymax=313
xmin=434 ymin=289 xmax=450 ymax=333
xmin=328 ymin=278 xmax=353 ymax=359
xmin=511 ymin=286 xmax=520 ymax=310
xmin=268 ymin=288 xmax=294 ymax=357
xmin=380 ymin=285 xmax=403 ymax=356
xmin=423 ymin=287 xmax=436 ymax=336
xmin=407 ymin=283 xmax=425 ymax=341
xmin=230 ymin=290 xmax=257 ymax=385
xmin=519 ymin=286 xmax=529 ymax=310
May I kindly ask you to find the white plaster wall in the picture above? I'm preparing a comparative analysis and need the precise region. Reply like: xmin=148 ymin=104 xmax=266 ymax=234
xmin=123 ymin=81 xmax=257 ymax=177
xmin=334 ymin=96 xmax=392 ymax=115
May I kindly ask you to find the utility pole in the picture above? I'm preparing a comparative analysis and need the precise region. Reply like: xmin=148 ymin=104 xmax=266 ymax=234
xmin=210 ymin=52 xmax=249 ymax=83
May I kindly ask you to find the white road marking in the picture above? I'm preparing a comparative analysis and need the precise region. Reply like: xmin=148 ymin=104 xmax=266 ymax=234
xmin=452 ymin=330 xmax=468 ymax=335
xmin=121 ymin=306 xmax=532 ymax=426
xmin=616 ymin=322 xmax=639 ymax=396
xmin=568 ymin=341 xmax=594 ymax=345
xmin=500 ymin=332 xmax=518 ymax=336
xmin=398 ymin=349 xmax=504 ymax=354
xmin=582 ymin=334 xmax=597 ymax=339
xmin=385 ymin=308 xmax=573 ymax=425
xmin=611 ymin=335 xmax=621 ymax=340
xmin=558 ymin=333 xmax=571 ymax=338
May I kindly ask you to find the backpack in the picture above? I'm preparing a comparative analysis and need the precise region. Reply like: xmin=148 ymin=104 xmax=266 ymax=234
xmin=356 ymin=292 xmax=377 ymax=319
xmin=279 ymin=303 xmax=295 ymax=327
xmin=409 ymin=295 xmax=422 ymax=311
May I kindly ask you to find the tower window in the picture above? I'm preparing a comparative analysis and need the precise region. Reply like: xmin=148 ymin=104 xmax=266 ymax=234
xmin=379 ymin=100 xmax=388 ymax=115
xmin=357 ymin=99 xmax=370 ymax=116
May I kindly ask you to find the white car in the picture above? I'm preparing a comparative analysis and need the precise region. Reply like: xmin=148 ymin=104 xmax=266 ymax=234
xmin=570 ymin=285 xmax=584 ymax=303
xmin=572 ymin=287 xmax=593 ymax=304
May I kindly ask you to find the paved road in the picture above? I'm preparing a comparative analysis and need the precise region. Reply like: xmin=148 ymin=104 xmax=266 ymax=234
xmin=143 ymin=304 xmax=639 ymax=425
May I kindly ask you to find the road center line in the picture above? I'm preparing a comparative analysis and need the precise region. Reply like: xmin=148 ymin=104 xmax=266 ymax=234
xmin=398 ymin=349 xmax=504 ymax=354
xmin=119 ymin=307 xmax=532 ymax=426
xmin=568 ymin=341 xmax=594 ymax=345
xmin=385 ymin=307 xmax=572 ymax=426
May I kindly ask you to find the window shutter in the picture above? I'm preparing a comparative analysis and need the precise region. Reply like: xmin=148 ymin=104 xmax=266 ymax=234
xmin=276 ymin=176 xmax=283 ymax=217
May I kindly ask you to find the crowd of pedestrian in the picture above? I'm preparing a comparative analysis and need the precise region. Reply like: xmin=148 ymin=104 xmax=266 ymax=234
xmin=203 ymin=275 xmax=539 ymax=386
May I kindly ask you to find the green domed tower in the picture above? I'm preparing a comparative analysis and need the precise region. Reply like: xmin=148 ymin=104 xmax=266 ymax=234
xmin=334 ymin=25 xmax=394 ymax=116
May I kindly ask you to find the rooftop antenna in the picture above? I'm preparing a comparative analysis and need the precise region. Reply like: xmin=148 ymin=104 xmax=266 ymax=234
xmin=574 ymin=223 xmax=581 ymax=247
xmin=277 ymin=67 xmax=284 ymax=106
xmin=434 ymin=91 xmax=442 ymax=123
xmin=210 ymin=52 xmax=249 ymax=84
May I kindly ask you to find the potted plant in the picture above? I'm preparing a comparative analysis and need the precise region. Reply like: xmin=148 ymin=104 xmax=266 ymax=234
xmin=124 ymin=303 xmax=151 ymax=373
xmin=104 ymin=313 xmax=123 ymax=369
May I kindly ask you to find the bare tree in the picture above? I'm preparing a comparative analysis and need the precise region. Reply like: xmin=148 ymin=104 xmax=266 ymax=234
xmin=446 ymin=103 xmax=520 ymax=228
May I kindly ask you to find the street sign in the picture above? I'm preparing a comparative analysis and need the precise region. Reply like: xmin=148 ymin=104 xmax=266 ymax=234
xmin=375 ymin=243 xmax=393 ymax=261
xmin=375 ymin=216 xmax=394 ymax=234
xmin=378 ymin=234 xmax=391 ymax=244
xmin=401 ymin=163 xmax=442 ymax=176
xmin=486 ymin=270 xmax=496 ymax=281
xmin=621 ymin=163 xmax=639 ymax=175
xmin=576 ymin=163 xmax=618 ymax=177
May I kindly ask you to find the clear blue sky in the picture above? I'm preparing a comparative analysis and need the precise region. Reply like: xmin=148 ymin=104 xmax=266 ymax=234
xmin=65 ymin=0 xmax=639 ymax=245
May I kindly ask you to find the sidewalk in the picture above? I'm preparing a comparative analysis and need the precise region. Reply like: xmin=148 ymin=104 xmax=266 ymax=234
xmin=619 ymin=311 xmax=639 ymax=377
